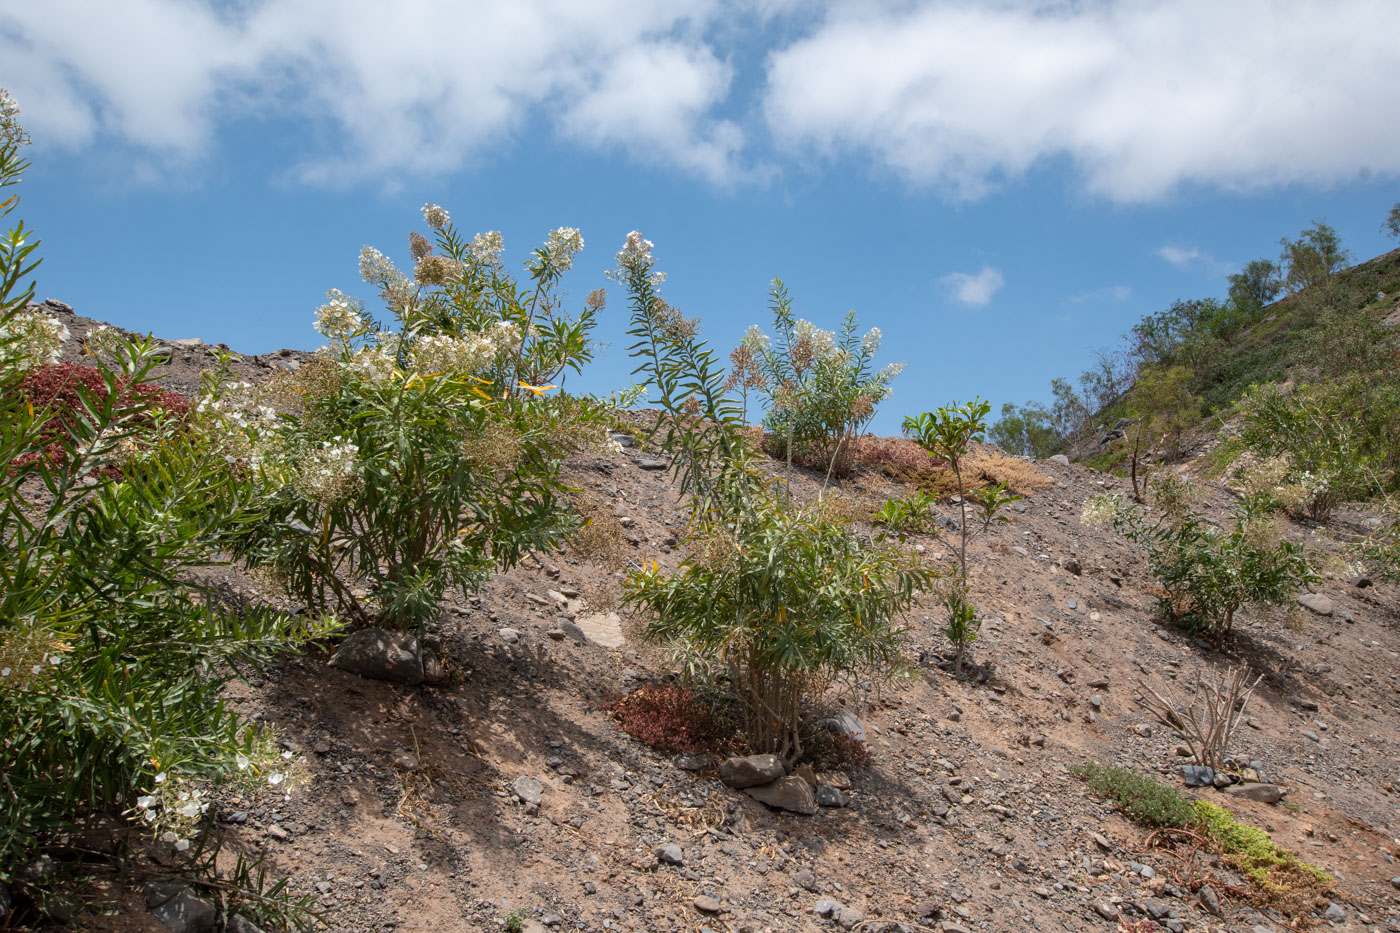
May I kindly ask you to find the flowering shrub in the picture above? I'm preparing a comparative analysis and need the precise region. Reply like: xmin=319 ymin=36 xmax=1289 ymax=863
xmin=1082 ymin=491 xmax=1316 ymax=647
xmin=236 ymin=208 xmax=607 ymax=634
xmin=617 ymin=233 xmax=933 ymax=761
xmin=744 ymin=280 xmax=903 ymax=479
xmin=2 ymin=94 xmax=334 ymax=915
xmin=0 ymin=306 xmax=67 ymax=370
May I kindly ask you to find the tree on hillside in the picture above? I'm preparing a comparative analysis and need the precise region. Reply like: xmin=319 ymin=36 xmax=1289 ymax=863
xmin=1385 ymin=203 xmax=1400 ymax=241
xmin=1279 ymin=221 xmax=1350 ymax=294
xmin=1227 ymin=259 xmax=1282 ymax=313
xmin=989 ymin=401 xmax=1060 ymax=458
xmin=1127 ymin=365 xmax=1202 ymax=502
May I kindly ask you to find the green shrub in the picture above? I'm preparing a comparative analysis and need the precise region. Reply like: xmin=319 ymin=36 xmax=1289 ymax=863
xmin=967 ymin=479 xmax=1022 ymax=531
xmin=746 ymin=279 xmax=902 ymax=480
xmin=1083 ymin=491 xmax=1316 ymax=647
xmin=903 ymin=398 xmax=991 ymax=578
xmin=617 ymin=232 xmax=933 ymax=761
xmin=235 ymin=210 xmax=606 ymax=634
xmin=872 ymin=489 xmax=939 ymax=535
xmin=1359 ymin=497 xmax=1400 ymax=583
xmin=940 ymin=583 xmax=980 ymax=675
xmin=1070 ymin=763 xmax=1193 ymax=828
xmin=1193 ymin=800 xmax=1332 ymax=917
xmin=2 ymin=91 xmax=333 ymax=910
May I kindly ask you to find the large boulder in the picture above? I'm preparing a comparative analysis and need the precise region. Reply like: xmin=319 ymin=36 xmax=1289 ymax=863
xmin=328 ymin=628 xmax=441 ymax=685
xmin=1222 ymin=782 xmax=1285 ymax=804
xmin=817 ymin=709 xmax=867 ymax=743
xmin=144 ymin=881 xmax=216 ymax=933
xmin=719 ymin=754 xmax=786 ymax=788
xmin=744 ymin=776 xmax=818 ymax=815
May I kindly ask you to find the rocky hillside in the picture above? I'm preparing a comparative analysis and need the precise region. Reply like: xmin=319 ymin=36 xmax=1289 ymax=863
xmin=28 ymin=303 xmax=1400 ymax=933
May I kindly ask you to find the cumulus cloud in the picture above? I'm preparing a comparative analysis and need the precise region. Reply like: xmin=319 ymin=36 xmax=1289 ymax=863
xmin=763 ymin=0 xmax=1400 ymax=201
xmin=0 ymin=0 xmax=749 ymax=184
xmin=942 ymin=266 xmax=1004 ymax=306
xmin=1156 ymin=244 xmax=1232 ymax=275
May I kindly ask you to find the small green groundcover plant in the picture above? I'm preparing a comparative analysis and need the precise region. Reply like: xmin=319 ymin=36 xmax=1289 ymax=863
xmin=1081 ymin=482 xmax=1315 ymax=647
xmin=615 ymin=231 xmax=934 ymax=762
xmin=1073 ymin=763 xmax=1332 ymax=922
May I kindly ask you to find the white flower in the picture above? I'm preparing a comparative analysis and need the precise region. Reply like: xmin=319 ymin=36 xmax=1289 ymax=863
xmin=154 ymin=772 xmax=167 ymax=784
xmin=173 ymin=839 xmax=190 ymax=852
xmin=346 ymin=348 xmax=396 ymax=383
xmin=545 ymin=227 xmax=584 ymax=271
xmin=295 ymin=439 xmax=361 ymax=505
xmin=743 ymin=325 xmax=771 ymax=351
xmin=268 ymin=772 xmax=284 ymax=786
xmin=1080 ymin=494 xmax=1122 ymax=528
xmin=359 ymin=246 xmax=401 ymax=285
xmin=314 ymin=290 xmax=365 ymax=341
xmin=0 ymin=309 xmax=70 ymax=369
xmin=862 ymin=327 xmax=882 ymax=353
xmin=469 ymin=230 xmax=504 ymax=267
xmin=421 ymin=203 xmax=450 ymax=230
xmin=137 ymin=795 xmax=157 ymax=809
xmin=235 ymin=753 xmax=250 ymax=771
xmin=0 ymin=668 xmax=10 ymax=678
xmin=615 ymin=230 xmax=654 ymax=269
xmin=880 ymin=361 xmax=906 ymax=381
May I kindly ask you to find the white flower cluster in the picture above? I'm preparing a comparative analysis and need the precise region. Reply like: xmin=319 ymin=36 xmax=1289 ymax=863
xmin=861 ymin=327 xmax=882 ymax=354
xmin=408 ymin=321 xmax=522 ymax=377
xmin=1298 ymin=470 xmax=1330 ymax=496
xmin=346 ymin=347 xmax=396 ymax=383
xmin=0 ymin=309 xmax=69 ymax=370
xmin=82 ymin=323 xmax=126 ymax=361
xmin=133 ymin=775 xmax=209 ymax=852
xmin=421 ymin=203 xmax=451 ymax=230
xmin=616 ymin=230 xmax=653 ymax=268
xmin=469 ymin=230 xmax=505 ymax=267
xmin=296 ymin=438 xmax=361 ymax=505
xmin=792 ymin=319 xmax=836 ymax=358
xmin=880 ymin=361 xmax=906 ymax=381
xmin=358 ymin=246 xmax=399 ymax=285
xmin=1080 ymin=494 xmax=1122 ymax=528
xmin=743 ymin=324 xmax=771 ymax=351
xmin=545 ymin=227 xmax=584 ymax=271
xmin=314 ymin=290 xmax=365 ymax=341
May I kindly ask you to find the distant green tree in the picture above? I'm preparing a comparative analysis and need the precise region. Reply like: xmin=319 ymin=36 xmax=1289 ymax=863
xmin=1127 ymin=365 xmax=1202 ymax=502
xmin=1227 ymin=259 xmax=1282 ymax=313
xmin=989 ymin=401 xmax=1060 ymax=459
xmin=1279 ymin=221 xmax=1350 ymax=294
xmin=1384 ymin=203 xmax=1400 ymax=241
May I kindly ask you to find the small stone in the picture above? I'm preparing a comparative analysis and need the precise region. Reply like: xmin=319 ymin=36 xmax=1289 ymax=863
xmin=512 ymin=776 xmax=544 ymax=809
xmin=1222 ymin=782 xmax=1284 ymax=804
xmin=1064 ymin=558 xmax=1082 ymax=576
xmin=744 ymin=776 xmax=818 ymax=815
xmin=1390 ymin=876 xmax=1400 ymax=891
xmin=636 ymin=458 xmax=668 ymax=470
xmin=834 ymin=906 xmax=865 ymax=930
xmin=1090 ymin=832 xmax=1111 ymax=851
xmin=1184 ymin=767 xmax=1219 ymax=793
xmin=674 ymin=754 xmax=710 ymax=771
xmin=718 ymin=754 xmax=786 ymax=788
xmin=817 ymin=709 xmax=867 ymax=742
xmin=793 ymin=868 xmax=818 ymax=892
xmin=1092 ymin=901 xmax=1118 ymax=921
xmin=816 ymin=785 xmax=848 ymax=808
xmin=815 ymin=900 xmax=839 ymax=917
xmin=1296 ymin=593 xmax=1334 ymax=616
xmin=266 ymin=824 xmax=290 ymax=841
xmin=498 ymin=627 xmax=522 ymax=643
xmin=393 ymin=750 xmax=420 ymax=772
xmin=1324 ymin=902 xmax=1345 ymax=924
xmin=144 ymin=882 xmax=216 ymax=933
xmin=226 ymin=917 xmax=267 ymax=933
xmin=693 ymin=895 xmax=721 ymax=913
xmin=1049 ymin=454 xmax=1071 ymax=465
xmin=656 ymin=843 xmax=685 ymax=865
xmin=1199 ymin=884 xmax=1221 ymax=916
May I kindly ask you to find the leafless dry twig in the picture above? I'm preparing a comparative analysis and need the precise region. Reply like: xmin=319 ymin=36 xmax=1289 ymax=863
xmin=1134 ymin=665 xmax=1260 ymax=771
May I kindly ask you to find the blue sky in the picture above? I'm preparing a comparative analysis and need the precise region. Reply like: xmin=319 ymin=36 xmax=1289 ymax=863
xmin=5 ymin=0 xmax=1399 ymax=435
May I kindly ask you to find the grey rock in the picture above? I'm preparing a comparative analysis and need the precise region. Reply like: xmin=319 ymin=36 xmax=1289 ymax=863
xmin=1212 ymin=771 xmax=1238 ymax=788
xmin=1324 ymin=902 xmax=1345 ymax=924
xmin=834 ymin=905 xmax=866 ymax=929
xmin=636 ymin=458 xmax=668 ymax=470
xmin=556 ymin=621 xmax=587 ymax=644
xmin=1092 ymin=901 xmax=1118 ymax=920
xmin=1296 ymin=593 xmax=1334 ymax=616
xmin=44 ymin=298 xmax=74 ymax=312
xmin=226 ymin=917 xmax=268 ymax=933
xmin=1011 ymin=546 xmax=1029 ymax=557
xmin=144 ymin=881 xmax=216 ymax=933
xmin=1144 ymin=900 xmax=1171 ymax=921
xmin=656 ymin=843 xmax=684 ymax=865
xmin=498 ymin=627 xmax=522 ymax=643
xmin=718 ymin=754 xmax=786 ymax=788
xmin=1132 ymin=863 xmax=1156 ymax=879
xmin=815 ymin=900 xmax=840 ymax=917
xmin=793 ymin=868 xmax=818 ymax=892
xmin=1198 ymin=884 xmax=1221 ymax=916
xmin=744 ymin=776 xmax=818 ymax=815
xmin=1222 ymin=782 xmax=1284 ymax=804
xmin=328 ymin=628 xmax=433 ymax=685
xmin=816 ymin=785 xmax=848 ymax=808
xmin=608 ymin=432 xmax=636 ymax=448
xmin=513 ymin=776 xmax=544 ymax=809
xmin=818 ymin=710 xmax=867 ymax=742
xmin=1048 ymin=454 xmax=1071 ymax=465
xmin=1390 ymin=876 xmax=1400 ymax=890
xmin=693 ymin=894 xmax=722 ymax=913
xmin=1064 ymin=558 xmax=1082 ymax=576
xmin=675 ymin=754 xmax=711 ymax=771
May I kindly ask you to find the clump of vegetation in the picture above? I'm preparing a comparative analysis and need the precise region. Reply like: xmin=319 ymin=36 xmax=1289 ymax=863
xmin=1082 ymin=490 xmax=1316 ymax=647
xmin=940 ymin=582 xmax=980 ymax=675
xmin=872 ymin=489 xmax=939 ymax=536
xmin=904 ymin=398 xmax=992 ymax=577
xmin=743 ymin=279 xmax=903 ymax=481
xmin=617 ymin=233 xmax=933 ymax=761
xmin=803 ymin=729 xmax=873 ymax=772
xmin=609 ymin=683 xmax=725 ymax=755
xmin=967 ymin=479 xmax=1022 ymax=531
xmin=1194 ymin=801 xmax=1333 ymax=918
xmin=1134 ymin=665 xmax=1260 ymax=771
xmin=1359 ymin=497 xmax=1400 ymax=583
xmin=1 ymin=89 xmax=333 ymax=921
xmin=1073 ymin=763 xmax=1333 ymax=922
xmin=1070 ymin=763 xmax=1195 ymax=828
xmin=234 ymin=208 xmax=608 ymax=634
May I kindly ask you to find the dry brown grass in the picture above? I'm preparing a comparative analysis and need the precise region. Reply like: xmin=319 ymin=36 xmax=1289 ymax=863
xmin=565 ymin=489 xmax=627 ymax=570
xmin=964 ymin=450 xmax=1053 ymax=495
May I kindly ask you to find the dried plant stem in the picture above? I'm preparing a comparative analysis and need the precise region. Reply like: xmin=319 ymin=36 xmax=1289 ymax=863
xmin=1134 ymin=665 xmax=1261 ymax=771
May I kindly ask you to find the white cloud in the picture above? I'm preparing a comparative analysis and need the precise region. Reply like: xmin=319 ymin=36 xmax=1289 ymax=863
xmin=1156 ymin=246 xmax=1204 ymax=267
xmin=763 ymin=0 xmax=1400 ymax=201
xmin=941 ymin=266 xmax=1004 ymax=306
xmin=0 ymin=0 xmax=749 ymax=184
